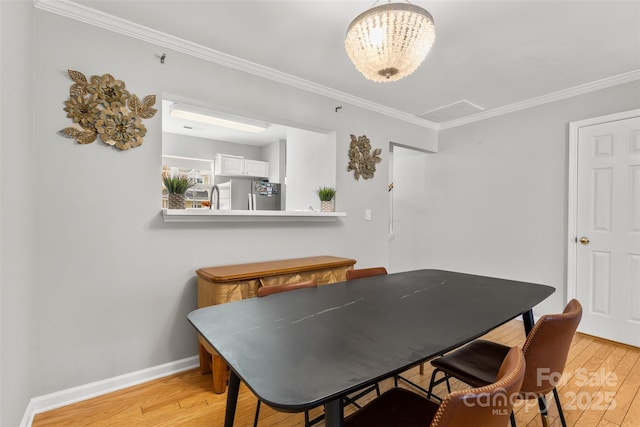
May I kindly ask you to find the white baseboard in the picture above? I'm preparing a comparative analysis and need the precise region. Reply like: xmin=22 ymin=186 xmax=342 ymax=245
xmin=17 ymin=316 xmax=535 ymax=426
xmin=20 ymin=355 xmax=199 ymax=427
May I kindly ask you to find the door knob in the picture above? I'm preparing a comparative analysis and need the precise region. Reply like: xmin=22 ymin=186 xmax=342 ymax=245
xmin=579 ymin=237 xmax=590 ymax=245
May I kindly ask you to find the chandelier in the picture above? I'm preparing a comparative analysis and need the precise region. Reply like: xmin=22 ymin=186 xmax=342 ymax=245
xmin=345 ymin=2 xmax=436 ymax=82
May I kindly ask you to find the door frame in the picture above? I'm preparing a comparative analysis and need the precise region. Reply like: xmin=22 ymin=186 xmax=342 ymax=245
xmin=566 ymin=108 xmax=640 ymax=301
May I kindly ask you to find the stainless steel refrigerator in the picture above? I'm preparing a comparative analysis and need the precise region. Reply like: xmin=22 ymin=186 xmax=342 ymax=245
xmin=217 ymin=179 xmax=281 ymax=211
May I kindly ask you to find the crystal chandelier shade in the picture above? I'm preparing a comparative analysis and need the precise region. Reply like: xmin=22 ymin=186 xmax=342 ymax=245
xmin=345 ymin=3 xmax=435 ymax=83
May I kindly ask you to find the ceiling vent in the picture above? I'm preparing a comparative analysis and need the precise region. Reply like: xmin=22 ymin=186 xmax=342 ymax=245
xmin=419 ymin=100 xmax=485 ymax=123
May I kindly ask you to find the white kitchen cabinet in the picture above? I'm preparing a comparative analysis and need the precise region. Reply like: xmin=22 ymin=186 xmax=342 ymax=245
xmin=214 ymin=154 xmax=245 ymax=176
xmin=214 ymin=154 xmax=268 ymax=178
xmin=243 ymin=159 xmax=269 ymax=178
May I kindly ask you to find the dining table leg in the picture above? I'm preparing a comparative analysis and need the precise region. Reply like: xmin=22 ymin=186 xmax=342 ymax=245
xmin=522 ymin=308 xmax=535 ymax=335
xmin=224 ymin=370 xmax=241 ymax=427
xmin=324 ymin=398 xmax=344 ymax=427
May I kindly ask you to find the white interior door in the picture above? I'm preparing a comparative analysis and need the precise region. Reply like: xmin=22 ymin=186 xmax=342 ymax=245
xmin=574 ymin=114 xmax=640 ymax=347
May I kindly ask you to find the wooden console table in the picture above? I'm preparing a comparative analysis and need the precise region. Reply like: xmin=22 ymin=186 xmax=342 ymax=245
xmin=196 ymin=255 xmax=356 ymax=393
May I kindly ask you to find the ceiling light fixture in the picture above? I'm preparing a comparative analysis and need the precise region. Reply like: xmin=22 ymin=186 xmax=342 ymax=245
xmin=345 ymin=1 xmax=435 ymax=83
xmin=170 ymin=104 xmax=268 ymax=134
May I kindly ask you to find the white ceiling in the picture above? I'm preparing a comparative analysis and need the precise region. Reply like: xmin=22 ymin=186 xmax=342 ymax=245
xmin=161 ymin=99 xmax=292 ymax=146
xmin=63 ymin=0 xmax=640 ymax=129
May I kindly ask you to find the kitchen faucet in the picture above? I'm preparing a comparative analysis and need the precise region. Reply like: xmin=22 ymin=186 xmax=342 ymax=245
xmin=209 ymin=185 xmax=219 ymax=210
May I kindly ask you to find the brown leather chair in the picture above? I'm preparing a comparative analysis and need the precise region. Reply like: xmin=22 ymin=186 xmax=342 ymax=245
xmin=254 ymin=280 xmax=318 ymax=427
xmin=428 ymin=299 xmax=582 ymax=427
xmin=347 ymin=267 xmax=428 ymax=381
xmin=342 ymin=268 xmax=391 ymax=409
xmin=344 ymin=346 xmax=526 ymax=427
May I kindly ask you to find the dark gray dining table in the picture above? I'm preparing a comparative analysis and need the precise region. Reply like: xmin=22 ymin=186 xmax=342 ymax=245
xmin=187 ymin=269 xmax=555 ymax=427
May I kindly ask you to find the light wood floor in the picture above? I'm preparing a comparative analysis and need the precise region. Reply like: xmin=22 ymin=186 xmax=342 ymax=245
xmin=33 ymin=320 xmax=640 ymax=427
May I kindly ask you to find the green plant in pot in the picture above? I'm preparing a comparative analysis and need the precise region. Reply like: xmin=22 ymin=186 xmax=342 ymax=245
xmin=316 ymin=186 xmax=336 ymax=212
xmin=162 ymin=174 xmax=195 ymax=209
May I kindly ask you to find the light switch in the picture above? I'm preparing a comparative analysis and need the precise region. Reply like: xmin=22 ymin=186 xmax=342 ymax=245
xmin=365 ymin=209 xmax=372 ymax=221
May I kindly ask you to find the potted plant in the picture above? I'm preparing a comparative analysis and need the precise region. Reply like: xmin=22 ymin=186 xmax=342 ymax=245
xmin=316 ymin=186 xmax=336 ymax=212
xmin=162 ymin=173 xmax=195 ymax=209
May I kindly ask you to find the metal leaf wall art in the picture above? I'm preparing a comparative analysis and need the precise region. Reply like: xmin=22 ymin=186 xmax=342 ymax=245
xmin=60 ymin=70 xmax=157 ymax=150
xmin=347 ymin=134 xmax=382 ymax=180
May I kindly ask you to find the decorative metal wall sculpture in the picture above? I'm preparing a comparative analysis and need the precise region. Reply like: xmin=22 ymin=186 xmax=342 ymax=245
xmin=347 ymin=134 xmax=382 ymax=180
xmin=60 ymin=70 xmax=157 ymax=150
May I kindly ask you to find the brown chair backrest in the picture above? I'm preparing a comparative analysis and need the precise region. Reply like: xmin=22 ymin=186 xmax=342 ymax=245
xmin=346 ymin=267 xmax=388 ymax=281
xmin=430 ymin=346 xmax=526 ymax=427
xmin=257 ymin=280 xmax=317 ymax=297
xmin=520 ymin=298 xmax=582 ymax=395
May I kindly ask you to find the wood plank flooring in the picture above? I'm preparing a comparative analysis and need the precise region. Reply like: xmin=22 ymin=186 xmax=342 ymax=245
xmin=33 ymin=320 xmax=640 ymax=426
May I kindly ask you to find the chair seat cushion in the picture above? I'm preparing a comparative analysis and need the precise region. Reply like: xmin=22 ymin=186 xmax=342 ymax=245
xmin=431 ymin=340 xmax=511 ymax=387
xmin=344 ymin=387 xmax=439 ymax=427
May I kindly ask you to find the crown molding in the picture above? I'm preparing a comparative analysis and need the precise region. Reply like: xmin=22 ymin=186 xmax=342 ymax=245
xmin=33 ymin=0 xmax=639 ymax=132
xmin=438 ymin=69 xmax=640 ymax=130
xmin=32 ymin=0 xmax=439 ymax=131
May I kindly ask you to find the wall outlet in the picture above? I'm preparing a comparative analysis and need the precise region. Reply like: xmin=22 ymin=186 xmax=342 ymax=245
xmin=365 ymin=209 xmax=372 ymax=221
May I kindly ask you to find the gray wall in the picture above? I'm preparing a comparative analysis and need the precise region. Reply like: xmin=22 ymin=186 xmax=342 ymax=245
xmin=1 ymin=2 xmax=36 ymax=425
xmin=392 ymin=82 xmax=640 ymax=317
xmin=162 ymin=132 xmax=265 ymax=162
xmin=1 ymin=3 xmax=638 ymax=426
xmin=1 ymin=5 xmax=436 ymax=425
xmin=285 ymin=128 xmax=337 ymax=211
